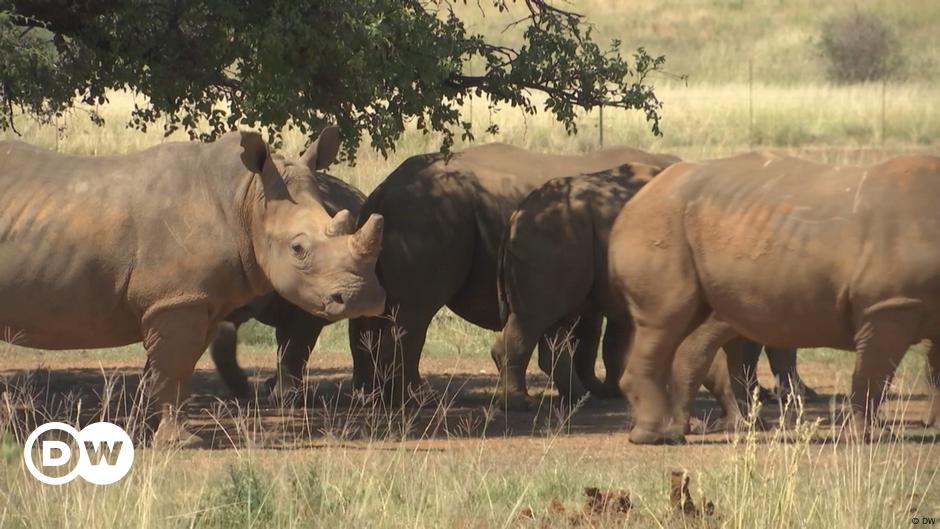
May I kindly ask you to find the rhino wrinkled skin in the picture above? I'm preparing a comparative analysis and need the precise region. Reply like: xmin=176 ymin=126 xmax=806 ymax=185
xmin=0 ymin=127 xmax=385 ymax=445
xmin=608 ymin=152 xmax=940 ymax=444
xmin=210 ymin=171 xmax=368 ymax=402
xmin=493 ymin=161 xmax=813 ymax=429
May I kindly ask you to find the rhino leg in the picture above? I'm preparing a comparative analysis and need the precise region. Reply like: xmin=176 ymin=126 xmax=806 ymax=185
xmin=490 ymin=313 xmax=541 ymax=410
xmin=537 ymin=319 xmax=589 ymax=405
xmin=690 ymin=348 xmax=740 ymax=434
xmin=141 ymin=305 xmax=211 ymax=448
xmin=666 ymin=314 xmax=737 ymax=439
xmin=350 ymin=309 xmax=434 ymax=406
xmin=600 ymin=319 xmax=632 ymax=398
xmin=739 ymin=340 xmax=764 ymax=402
xmin=620 ymin=322 xmax=693 ymax=445
xmin=766 ymin=346 xmax=819 ymax=402
xmin=389 ymin=311 xmax=434 ymax=405
xmin=209 ymin=322 xmax=251 ymax=399
xmin=349 ymin=315 xmax=381 ymax=394
xmin=849 ymin=302 xmax=921 ymax=437
xmin=927 ymin=339 xmax=940 ymax=429
xmin=268 ymin=316 xmax=323 ymax=406
xmin=571 ymin=312 xmax=612 ymax=398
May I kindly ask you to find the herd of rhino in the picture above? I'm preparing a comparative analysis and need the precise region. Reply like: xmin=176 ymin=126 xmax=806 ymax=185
xmin=1 ymin=127 xmax=938 ymax=446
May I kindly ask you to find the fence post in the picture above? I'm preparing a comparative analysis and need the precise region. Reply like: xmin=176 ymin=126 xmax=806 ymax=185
xmin=880 ymin=77 xmax=886 ymax=149
xmin=748 ymin=57 xmax=754 ymax=151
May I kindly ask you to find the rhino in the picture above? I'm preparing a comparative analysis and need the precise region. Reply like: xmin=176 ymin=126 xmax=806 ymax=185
xmin=493 ymin=163 xmax=815 ymax=424
xmin=0 ymin=127 xmax=385 ymax=445
xmin=608 ymin=151 xmax=940 ymax=444
xmin=209 ymin=172 xmax=366 ymax=402
xmin=492 ymin=163 xmax=670 ymax=407
xmin=349 ymin=143 xmax=675 ymax=401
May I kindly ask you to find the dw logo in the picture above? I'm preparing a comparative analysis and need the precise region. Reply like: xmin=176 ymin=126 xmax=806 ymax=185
xmin=23 ymin=422 xmax=135 ymax=485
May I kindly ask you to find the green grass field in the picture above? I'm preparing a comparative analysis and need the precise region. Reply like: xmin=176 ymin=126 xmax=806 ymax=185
xmin=1 ymin=1 xmax=939 ymax=527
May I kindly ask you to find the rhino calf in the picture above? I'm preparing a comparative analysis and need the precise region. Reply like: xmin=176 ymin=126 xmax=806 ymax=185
xmin=608 ymin=152 xmax=940 ymax=444
xmin=0 ymin=127 xmax=385 ymax=445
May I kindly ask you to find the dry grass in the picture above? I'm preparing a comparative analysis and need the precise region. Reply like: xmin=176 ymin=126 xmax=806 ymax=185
xmin=1 ymin=347 xmax=938 ymax=528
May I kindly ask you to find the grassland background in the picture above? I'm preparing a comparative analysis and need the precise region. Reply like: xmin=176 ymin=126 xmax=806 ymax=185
xmin=1 ymin=1 xmax=939 ymax=528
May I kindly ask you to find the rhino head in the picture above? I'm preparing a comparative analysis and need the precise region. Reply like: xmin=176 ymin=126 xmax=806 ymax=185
xmin=238 ymin=127 xmax=385 ymax=321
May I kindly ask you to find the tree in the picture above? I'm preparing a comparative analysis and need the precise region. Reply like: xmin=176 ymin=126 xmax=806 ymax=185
xmin=0 ymin=0 xmax=666 ymax=158
xmin=818 ymin=10 xmax=902 ymax=84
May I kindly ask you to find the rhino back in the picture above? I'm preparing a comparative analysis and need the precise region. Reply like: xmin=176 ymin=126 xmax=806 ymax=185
xmin=672 ymin=152 xmax=940 ymax=347
xmin=361 ymin=145 xmax=677 ymax=328
xmin=501 ymin=169 xmax=655 ymax=320
xmin=314 ymin=172 xmax=365 ymax=217
xmin=374 ymin=145 xmax=678 ymax=269
xmin=0 ymin=140 xmax=251 ymax=348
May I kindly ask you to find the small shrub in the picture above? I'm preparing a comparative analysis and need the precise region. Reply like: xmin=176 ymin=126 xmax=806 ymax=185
xmin=196 ymin=461 xmax=274 ymax=528
xmin=818 ymin=10 xmax=903 ymax=83
xmin=292 ymin=466 xmax=338 ymax=515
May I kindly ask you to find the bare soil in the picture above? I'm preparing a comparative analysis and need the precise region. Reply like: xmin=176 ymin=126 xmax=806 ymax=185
xmin=1 ymin=349 xmax=937 ymax=455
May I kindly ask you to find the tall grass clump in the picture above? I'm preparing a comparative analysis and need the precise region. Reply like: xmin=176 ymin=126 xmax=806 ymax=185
xmin=718 ymin=383 xmax=939 ymax=529
xmin=195 ymin=461 xmax=275 ymax=529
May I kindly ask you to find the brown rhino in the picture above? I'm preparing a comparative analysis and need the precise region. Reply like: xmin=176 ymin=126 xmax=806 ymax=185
xmin=608 ymin=151 xmax=940 ymax=444
xmin=493 ymin=164 xmax=815 ymax=421
xmin=210 ymin=172 xmax=366 ymax=402
xmin=0 ymin=127 xmax=385 ymax=445
xmin=348 ymin=143 xmax=674 ymax=401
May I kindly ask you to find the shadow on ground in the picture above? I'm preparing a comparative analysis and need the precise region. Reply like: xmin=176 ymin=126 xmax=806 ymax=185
xmin=1 ymin=363 xmax=936 ymax=449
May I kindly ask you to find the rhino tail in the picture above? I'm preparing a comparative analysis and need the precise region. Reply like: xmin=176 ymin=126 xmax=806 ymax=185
xmin=495 ymin=211 xmax=518 ymax=328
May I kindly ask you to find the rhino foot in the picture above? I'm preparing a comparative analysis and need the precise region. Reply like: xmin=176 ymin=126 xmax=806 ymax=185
xmin=261 ymin=373 xmax=308 ymax=408
xmin=687 ymin=416 xmax=729 ymax=435
xmin=493 ymin=389 xmax=537 ymax=412
xmin=592 ymin=382 xmax=624 ymax=400
xmin=630 ymin=425 xmax=686 ymax=445
xmin=776 ymin=379 xmax=821 ymax=403
xmin=225 ymin=376 xmax=252 ymax=401
xmin=152 ymin=421 xmax=204 ymax=449
xmin=838 ymin=415 xmax=893 ymax=444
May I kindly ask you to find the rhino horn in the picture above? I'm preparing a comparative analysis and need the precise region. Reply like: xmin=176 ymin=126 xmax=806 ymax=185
xmin=351 ymin=214 xmax=384 ymax=258
xmin=324 ymin=209 xmax=355 ymax=238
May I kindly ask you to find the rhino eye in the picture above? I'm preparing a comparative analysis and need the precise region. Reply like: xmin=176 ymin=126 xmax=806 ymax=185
xmin=289 ymin=236 xmax=309 ymax=259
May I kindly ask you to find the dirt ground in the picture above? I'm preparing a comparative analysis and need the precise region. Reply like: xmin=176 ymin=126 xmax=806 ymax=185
xmin=1 ymin=349 xmax=937 ymax=455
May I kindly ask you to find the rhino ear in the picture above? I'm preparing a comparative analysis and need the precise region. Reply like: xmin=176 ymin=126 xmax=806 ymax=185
xmin=238 ymin=131 xmax=269 ymax=174
xmin=299 ymin=126 xmax=340 ymax=171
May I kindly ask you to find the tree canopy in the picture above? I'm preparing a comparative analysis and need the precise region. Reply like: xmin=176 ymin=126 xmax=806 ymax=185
xmin=0 ymin=0 xmax=666 ymax=158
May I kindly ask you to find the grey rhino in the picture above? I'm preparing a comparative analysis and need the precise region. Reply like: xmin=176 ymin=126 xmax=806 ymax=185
xmin=0 ymin=127 xmax=385 ymax=445
xmin=348 ymin=143 xmax=677 ymax=402
xmin=209 ymin=171 xmax=367 ymax=402
xmin=492 ymin=163 xmax=671 ymax=406
xmin=608 ymin=151 xmax=940 ymax=444
xmin=493 ymin=164 xmax=815 ymax=423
